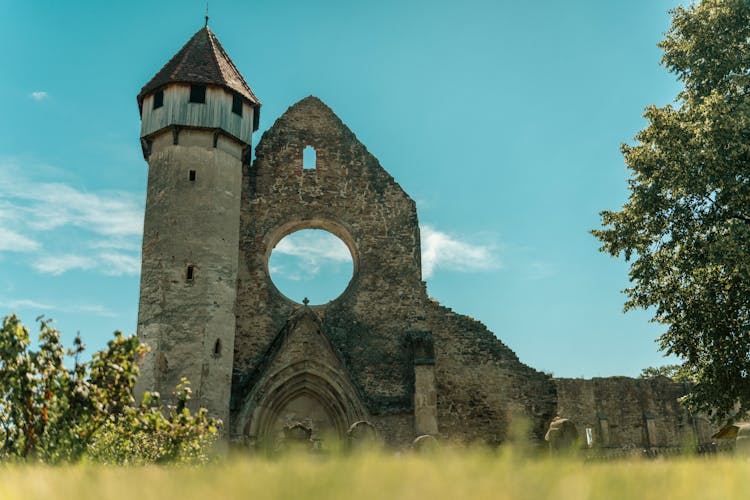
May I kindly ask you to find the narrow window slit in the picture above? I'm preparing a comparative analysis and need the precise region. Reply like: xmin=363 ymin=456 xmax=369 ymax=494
xmin=189 ymin=169 xmax=196 ymax=181
xmin=213 ymin=339 xmax=222 ymax=357
xmin=303 ymin=145 xmax=316 ymax=170
xmin=186 ymin=265 xmax=195 ymax=281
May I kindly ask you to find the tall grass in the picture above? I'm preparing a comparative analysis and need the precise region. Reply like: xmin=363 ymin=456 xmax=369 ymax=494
xmin=0 ymin=449 xmax=746 ymax=500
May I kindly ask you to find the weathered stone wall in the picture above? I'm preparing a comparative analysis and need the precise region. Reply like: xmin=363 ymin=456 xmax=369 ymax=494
xmin=135 ymin=129 xmax=243 ymax=425
xmin=554 ymin=376 xmax=718 ymax=449
xmin=425 ymin=302 xmax=557 ymax=445
xmin=136 ymin=93 xmax=705 ymax=451
xmin=230 ymin=96 xmax=557 ymax=447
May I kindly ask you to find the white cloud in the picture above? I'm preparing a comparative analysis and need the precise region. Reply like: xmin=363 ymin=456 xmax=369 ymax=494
xmin=0 ymin=298 xmax=116 ymax=317
xmin=99 ymin=252 xmax=140 ymax=276
xmin=89 ymin=238 xmax=140 ymax=251
xmin=29 ymin=91 xmax=49 ymax=101
xmin=274 ymin=230 xmax=351 ymax=263
xmin=32 ymin=254 xmax=96 ymax=275
xmin=0 ymin=159 xmax=143 ymax=239
xmin=271 ymin=230 xmax=352 ymax=281
xmin=20 ymin=183 xmax=143 ymax=237
xmin=420 ymin=225 xmax=501 ymax=279
xmin=29 ymin=252 xmax=140 ymax=277
xmin=0 ymin=157 xmax=143 ymax=277
xmin=72 ymin=304 xmax=117 ymax=318
xmin=0 ymin=227 xmax=40 ymax=252
xmin=2 ymin=299 xmax=56 ymax=310
xmin=270 ymin=226 xmax=500 ymax=282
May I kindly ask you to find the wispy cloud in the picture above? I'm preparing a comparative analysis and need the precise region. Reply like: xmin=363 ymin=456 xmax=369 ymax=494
xmin=270 ymin=226 xmax=501 ymax=282
xmin=274 ymin=231 xmax=351 ymax=262
xmin=2 ymin=299 xmax=56 ymax=310
xmin=72 ymin=304 xmax=117 ymax=317
xmin=0 ymin=298 xmax=116 ymax=318
xmin=28 ymin=252 xmax=139 ymax=277
xmin=420 ymin=225 xmax=501 ymax=279
xmin=29 ymin=91 xmax=49 ymax=101
xmin=13 ymin=182 xmax=142 ymax=237
xmin=0 ymin=157 xmax=143 ymax=277
xmin=0 ymin=227 xmax=40 ymax=252
xmin=99 ymin=252 xmax=140 ymax=276
xmin=273 ymin=230 xmax=351 ymax=279
xmin=270 ymin=230 xmax=352 ymax=282
xmin=32 ymin=254 xmax=96 ymax=275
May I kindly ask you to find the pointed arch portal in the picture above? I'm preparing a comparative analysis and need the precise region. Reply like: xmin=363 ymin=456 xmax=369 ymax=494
xmin=233 ymin=308 xmax=369 ymax=450
xmin=239 ymin=360 xmax=368 ymax=449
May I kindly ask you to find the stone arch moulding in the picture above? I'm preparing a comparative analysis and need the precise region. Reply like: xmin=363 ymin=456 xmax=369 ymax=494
xmin=263 ymin=215 xmax=360 ymax=306
xmin=236 ymin=360 xmax=369 ymax=446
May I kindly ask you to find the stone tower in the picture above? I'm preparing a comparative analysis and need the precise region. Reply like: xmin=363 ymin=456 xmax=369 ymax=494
xmin=134 ymin=26 xmax=260 ymax=424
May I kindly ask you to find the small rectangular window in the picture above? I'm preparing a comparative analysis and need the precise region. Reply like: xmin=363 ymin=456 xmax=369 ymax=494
xmin=189 ymin=170 xmax=196 ymax=181
xmin=232 ymin=93 xmax=243 ymax=116
xmin=153 ymin=90 xmax=164 ymax=109
xmin=186 ymin=265 xmax=194 ymax=281
xmin=189 ymin=84 xmax=206 ymax=103
xmin=303 ymin=145 xmax=317 ymax=170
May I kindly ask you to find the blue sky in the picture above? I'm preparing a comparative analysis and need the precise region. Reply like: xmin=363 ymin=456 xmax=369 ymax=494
xmin=0 ymin=0 xmax=685 ymax=377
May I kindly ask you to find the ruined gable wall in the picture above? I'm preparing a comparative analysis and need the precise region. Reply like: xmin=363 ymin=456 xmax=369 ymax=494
xmin=233 ymin=97 xmax=424 ymax=424
xmin=231 ymin=96 xmax=559 ymax=446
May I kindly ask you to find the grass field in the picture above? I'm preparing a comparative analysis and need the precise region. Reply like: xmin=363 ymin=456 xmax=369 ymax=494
xmin=0 ymin=450 xmax=748 ymax=500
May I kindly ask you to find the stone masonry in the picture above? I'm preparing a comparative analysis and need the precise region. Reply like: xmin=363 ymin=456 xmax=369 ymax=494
xmin=135 ymin=26 xmax=720 ymax=453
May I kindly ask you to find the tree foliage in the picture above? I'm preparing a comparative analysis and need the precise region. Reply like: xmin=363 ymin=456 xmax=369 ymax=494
xmin=638 ymin=364 xmax=694 ymax=383
xmin=593 ymin=0 xmax=750 ymax=422
xmin=0 ymin=314 xmax=219 ymax=464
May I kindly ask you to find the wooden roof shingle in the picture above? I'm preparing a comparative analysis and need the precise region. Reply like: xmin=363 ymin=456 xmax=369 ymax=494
xmin=138 ymin=27 xmax=260 ymax=110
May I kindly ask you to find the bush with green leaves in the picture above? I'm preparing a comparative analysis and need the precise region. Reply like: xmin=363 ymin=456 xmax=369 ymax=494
xmin=0 ymin=314 xmax=220 ymax=464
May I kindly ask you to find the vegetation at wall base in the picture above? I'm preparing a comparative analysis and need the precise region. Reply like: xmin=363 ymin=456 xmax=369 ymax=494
xmin=593 ymin=0 xmax=750 ymax=422
xmin=0 ymin=314 xmax=219 ymax=464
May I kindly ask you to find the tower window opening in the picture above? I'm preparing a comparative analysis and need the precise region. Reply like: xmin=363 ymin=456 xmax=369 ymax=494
xmin=213 ymin=339 xmax=222 ymax=357
xmin=186 ymin=265 xmax=195 ymax=281
xmin=303 ymin=145 xmax=316 ymax=170
xmin=153 ymin=90 xmax=164 ymax=109
xmin=232 ymin=93 xmax=243 ymax=116
xmin=189 ymin=170 xmax=196 ymax=181
xmin=189 ymin=84 xmax=206 ymax=103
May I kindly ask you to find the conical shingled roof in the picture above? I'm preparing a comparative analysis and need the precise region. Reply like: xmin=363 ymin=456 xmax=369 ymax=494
xmin=137 ymin=27 xmax=260 ymax=109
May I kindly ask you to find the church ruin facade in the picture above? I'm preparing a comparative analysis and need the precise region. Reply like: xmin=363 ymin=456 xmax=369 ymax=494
xmin=134 ymin=26 xmax=719 ymax=452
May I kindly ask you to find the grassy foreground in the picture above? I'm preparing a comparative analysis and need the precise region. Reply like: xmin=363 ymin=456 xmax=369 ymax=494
xmin=0 ymin=450 xmax=747 ymax=500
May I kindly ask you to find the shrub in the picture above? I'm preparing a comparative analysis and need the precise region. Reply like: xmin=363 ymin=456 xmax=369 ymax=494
xmin=0 ymin=314 xmax=219 ymax=464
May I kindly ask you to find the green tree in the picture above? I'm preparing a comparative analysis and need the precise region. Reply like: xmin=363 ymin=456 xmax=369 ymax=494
xmin=0 ymin=314 xmax=219 ymax=463
xmin=593 ymin=0 xmax=750 ymax=422
xmin=638 ymin=364 xmax=694 ymax=383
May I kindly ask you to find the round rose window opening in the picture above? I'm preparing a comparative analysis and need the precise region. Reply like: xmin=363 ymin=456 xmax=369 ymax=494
xmin=268 ymin=229 xmax=354 ymax=305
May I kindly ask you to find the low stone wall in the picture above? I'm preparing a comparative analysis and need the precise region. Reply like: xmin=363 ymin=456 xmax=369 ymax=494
xmin=554 ymin=376 xmax=718 ymax=449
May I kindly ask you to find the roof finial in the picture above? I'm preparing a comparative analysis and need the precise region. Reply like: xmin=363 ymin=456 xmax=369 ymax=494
xmin=205 ymin=1 xmax=209 ymax=27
